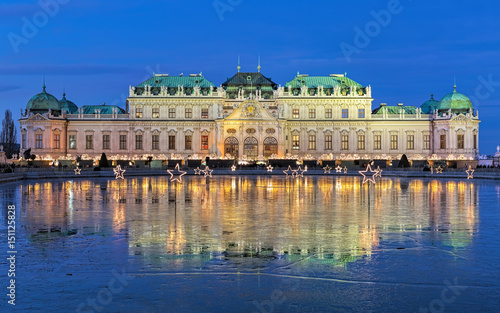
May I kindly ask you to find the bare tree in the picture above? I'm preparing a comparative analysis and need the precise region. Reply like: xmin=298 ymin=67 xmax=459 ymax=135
xmin=1 ymin=110 xmax=17 ymax=158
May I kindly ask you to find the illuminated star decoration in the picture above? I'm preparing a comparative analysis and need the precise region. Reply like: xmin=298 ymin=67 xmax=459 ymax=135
xmin=283 ymin=165 xmax=294 ymax=177
xmin=267 ymin=165 xmax=273 ymax=172
xmin=374 ymin=166 xmax=383 ymax=178
xmin=359 ymin=164 xmax=378 ymax=184
xmin=323 ymin=165 xmax=332 ymax=173
xmin=231 ymin=164 xmax=236 ymax=172
xmin=113 ymin=165 xmax=125 ymax=179
xmin=335 ymin=165 xmax=342 ymax=173
xmin=167 ymin=163 xmax=187 ymax=183
xmin=466 ymin=165 xmax=474 ymax=179
xmin=293 ymin=166 xmax=305 ymax=178
xmin=194 ymin=167 xmax=202 ymax=175
xmin=435 ymin=166 xmax=443 ymax=174
xmin=74 ymin=167 xmax=81 ymax=175
xmin=343 ymin=166 xmax=348 ymax=174
xmin=202 ymin=165 xmax=213 ymax=177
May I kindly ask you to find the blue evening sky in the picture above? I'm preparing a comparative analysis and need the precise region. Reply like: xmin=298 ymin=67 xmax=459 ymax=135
xmin=1 ymin=0 xmax=499 ymax=154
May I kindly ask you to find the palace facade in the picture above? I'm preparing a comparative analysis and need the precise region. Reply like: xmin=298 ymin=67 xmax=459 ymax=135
xmin=19 ymin=69 xmax=480 ymax=162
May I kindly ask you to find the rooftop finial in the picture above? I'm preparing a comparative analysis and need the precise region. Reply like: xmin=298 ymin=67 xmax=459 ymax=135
xmin=431 ymin=93 xmax=434 ymax=100
xmin=63 ymin=86 xmax=66 ymax=98
xmin=257 ymin=55 xmax=261 ymax=73
xmin=453 ymin=76 xmax=457 ymax=92
xmin=237 ymin=55 xmax=241 ymax=73
xmin=42 ymin=75 xmax=46 ymax=92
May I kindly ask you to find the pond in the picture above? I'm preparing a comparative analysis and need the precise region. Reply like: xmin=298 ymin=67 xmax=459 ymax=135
xmin=1 ymin=176 xmax=499 ymax=312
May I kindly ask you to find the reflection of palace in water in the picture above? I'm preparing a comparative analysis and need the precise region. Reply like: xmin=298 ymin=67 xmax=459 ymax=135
xmin=19 ymin=177 xmax=478 ymax=265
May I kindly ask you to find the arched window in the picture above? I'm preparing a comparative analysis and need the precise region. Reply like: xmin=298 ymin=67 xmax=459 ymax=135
xmin=224 ymin=137 xmax=239 ymax=158
xmin=263 ymin=137 xmax=278 ymax=157
xmin=244 ymin=137 xmax=258 ymax=159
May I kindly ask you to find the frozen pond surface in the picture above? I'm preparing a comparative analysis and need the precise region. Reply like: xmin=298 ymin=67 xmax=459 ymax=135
xmin=1 ymin=175 xmax=500 ymax=312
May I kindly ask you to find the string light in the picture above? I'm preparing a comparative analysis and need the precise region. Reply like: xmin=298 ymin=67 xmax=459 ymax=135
xmin=194 ymin=167 xmax=202 ymax=175
xmin=466 ymin=165 xmax=474 ymax=179
xmin=323 ymin=165 xmax=332 ymax=173
xmin=374 ymin=166 xmax=383 ymax=178
xmin=343 ymin=166 xmax=348 ymax=174
xmin=283 ymin=165 xmax=293 ymax=177
xmin=167 ymin=163 xmax=186 ymax=183
xmin=231 ymin=164 xmax=236 ymax=172
xmin=359 ymin=164 xmax=377 ymax=184
xmin=113 ymin=165 xmax=125 ymax=179
xmin=202 ymin=165 xmax=213 ymax=177
xmin=435 ymin=166 xmax=443 ymax=174
xmin=267 ymin=165 xmax=273 ymax=172
xmin=74 ymin=167 xmax=81 ymax=175
xmin=335 ymin=165 xmax=342 ymax=173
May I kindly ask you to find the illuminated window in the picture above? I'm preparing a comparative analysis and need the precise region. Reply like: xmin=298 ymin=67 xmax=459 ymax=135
xmin=168 ymin=135 xmax=175 ymax=150
xmin=86 ymin=135 xmax=93 ymax=150
xmin=342 ymin=108 xmax=348 ymax=118
xmin=325 ymin=108 xmax=332 ymax=119
xmin=341 ymin=134 xmax=348 ymax=150
xmin=54 ymin=134 xmax=60 ymax=149
xmin=423 ymin=134 xmax=430 ymax=150
xmin=69 ymin=135 xmax=76 ymax=149
xmin=152 ymin=135 xmax=159 ymax=150
xmin=119 ymin=135 xmax=127 ymax=150
xmin=390 ymin=135 xmax=398 ymax=150
xmin=168 ymin=108 xmax=175 ymax=119
xmin=473 ymin=134 xmax=477 ymax=149
xmin=308 ymin=135 xmax=316 ymax=150
xmin=357 ymin=134 xmax=365 ymax=150
xmin=201 ymin=108 xmax=209 ymax=119
xmin=440 ymin=134 xmax=446 ymax=149
xmin=135 ymin=108 xmax=143 ymax=118
xmin=325 ymin=135 xmax=332 ymax=150
xmin=457 ymin=134 xmax=464 ymax=149
xmin=201 ymin=135 xmax=208 ymax=150
xmin=36 ymin=134 xmax=43 ymax=149
xmin=407 ymin=135 xmax=414 ymax=150
xmin=374 ymin=134 xmax=381 ymax=150
xmin=136 ymin=134 xmax=143 ymax=150
xmin=358 ymin=109 xmax=365 ymax=118
xmin=185 ymin=135 xmax=192 ymax=150
xmin=292 ymin=135 xmax=300 ymax=150
xmin=185 ymin=108 xmax=192 ymax=119
xmin=103 ymin=135 xmax=110 ymax=150
xmin=152 ymin=108 xmax=160 ymax=119
xmin=292 ymin=108 xmax=299 ymax=119
xmin=309 ymin=109 xmax=316 ymax=119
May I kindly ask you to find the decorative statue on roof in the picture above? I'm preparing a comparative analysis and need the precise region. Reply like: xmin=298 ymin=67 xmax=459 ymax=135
xmin=300 ymin=84 xmax=308 ymax=96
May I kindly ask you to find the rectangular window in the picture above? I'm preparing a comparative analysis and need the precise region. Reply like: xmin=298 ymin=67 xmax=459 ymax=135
xmin=308 ymin=135 xmax=316 ymax=150
xmin=136 ymin=134 xmax=143 ymax=150
xmin=86 ymin=135 xmax=93 ymax=150
xmin=103 ymin=135 xmax=110 ymax=150
xmin=135 ymin=108 xmax=143 ymax=118
xmin=309 ymin=109 xmax=316 ymax=119
xmin=341 ymin=135 xmax=349 ymax=150
xmin=342 ymin=108 xmax=349 ymax=118
xmin=390 ymin=135 xmax=398 ymax=150
xmin=325 ymin=135 xmax=332 ymax=150
xmin=119 ymin=135 xmax=127 ymax=150
xmin=292 ymin=108 xmax=299 ymax=119
xmin=423 ymin=134 xmax=430 ymax=150
xmin=36 ymin=134 xmax=43 ymax=149
xmin=185 ymin=108 xmax=192 ymax=119
xmin=152 ymin=135 xmax=159 ymax=150
xmin=358 ymin=109 xmax=365 ymax=118
xmin=168 ymin=135 xmax=175 ymax=150
xmin=201 ymin=135 xmax=208 ymax=150
xmin=22 ymin=134 xmax=26 ymax=149
xmin=152 ymin=108 xmax=160 ymax=119
xmin=440 ymin=134 xmax=446 ymax=149
xmin=374 ymin=134 xmax=381 ymax=150
xmin=325 ymin=108 xmax=332 ymax=119
xmin=69 ymin=135 xmax=76 ymax=149
xmin=201 ymin=108 xmax=209 ymax=119
xmin=185 ymin=135 xmax=192 ymax=150
xmin=357 ymin=134 xmax=365 ymax=150
xmin=169 ymin=108 xmax=175 ymax=119
xmin=292 ymin=135 xmax=300 ymax=150
xmin=54 ymin=134 xmax=60 ymax=149
xmin=473 ymin=134 xmax=477 ymax=150
xmin=407 ymin=135 xmax=414 ymax=150
xmin=457 ymin=134 xmax=464 ymax=149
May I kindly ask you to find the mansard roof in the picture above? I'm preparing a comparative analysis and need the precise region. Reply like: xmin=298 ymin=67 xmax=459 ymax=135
xmin=372 ymin=105 xmax=418 ymax=114
xmin=136 ymin=74 xmax=215 ymax=88
xmin=222 ymin=72 xmax=277 ymax=88
xmin=285 ymin=74 xmax=364 ymax=89
xmin=80 ymin=105 xmax=126 ymax=114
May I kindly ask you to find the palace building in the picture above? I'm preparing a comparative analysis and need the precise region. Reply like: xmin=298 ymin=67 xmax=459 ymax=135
xmin=19 ymin=68 xmax=480 ymax=162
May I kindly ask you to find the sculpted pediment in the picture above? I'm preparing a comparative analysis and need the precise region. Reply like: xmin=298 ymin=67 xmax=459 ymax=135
xmin=223 ymin=100 xmax=277 ymax=121
xmin=27 ymin=114 xmax=49 ymax=121
xmin=451 ymin=114 xmax=471 ymax=121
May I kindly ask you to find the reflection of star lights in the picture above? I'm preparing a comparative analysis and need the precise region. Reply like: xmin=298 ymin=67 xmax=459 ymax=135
xmin=113 ymin=165 xmax=125 ymax=179
xmin=267 ymin=165 xmax=273 ymax=172
xmin=202 ymin=165 xmax=213 ymax=177
xmin=323 ymin=165 xmax=332 ymax=173
xmin=436 ymin=166 xmax=443 ymax=173
xmin=374 ymin=166 xmax=383 ymax=178
xmin=343 ymin=166 xmax=348 ymax=174
xmin=283 ymin=165 xmax=294 ymax=177
xmin=359 ymin=164 xmax=377 ymax=184
xmin=231 ymin=164 xmax=236 ymax=172
xmin=335 ymin=165 xmax=342 ymax=173
xmin=74 ymin=167 xmax=81 ymax=175
xmin=167 ymin=163 xmax=187 ymax=183
xmin=194 ymin=167 xmax=202 ymax=175
xmin=466 ymin=165 xmax=474 ymax=179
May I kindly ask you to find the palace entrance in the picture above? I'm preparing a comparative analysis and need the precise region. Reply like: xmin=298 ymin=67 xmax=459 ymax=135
xmin=224 ymin=137 xmax=239 ymax=158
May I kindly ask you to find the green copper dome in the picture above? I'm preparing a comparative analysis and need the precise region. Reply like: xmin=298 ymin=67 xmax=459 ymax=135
xmin=438 ymin=86 xmax=473 ymax=111
xmin=59 ymin=93 xmax=78 ymax=114
xmin=26 ymin=86 xmax=61 ymax=113
xmin=420 ymin=94 xmax=440 ymax=114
